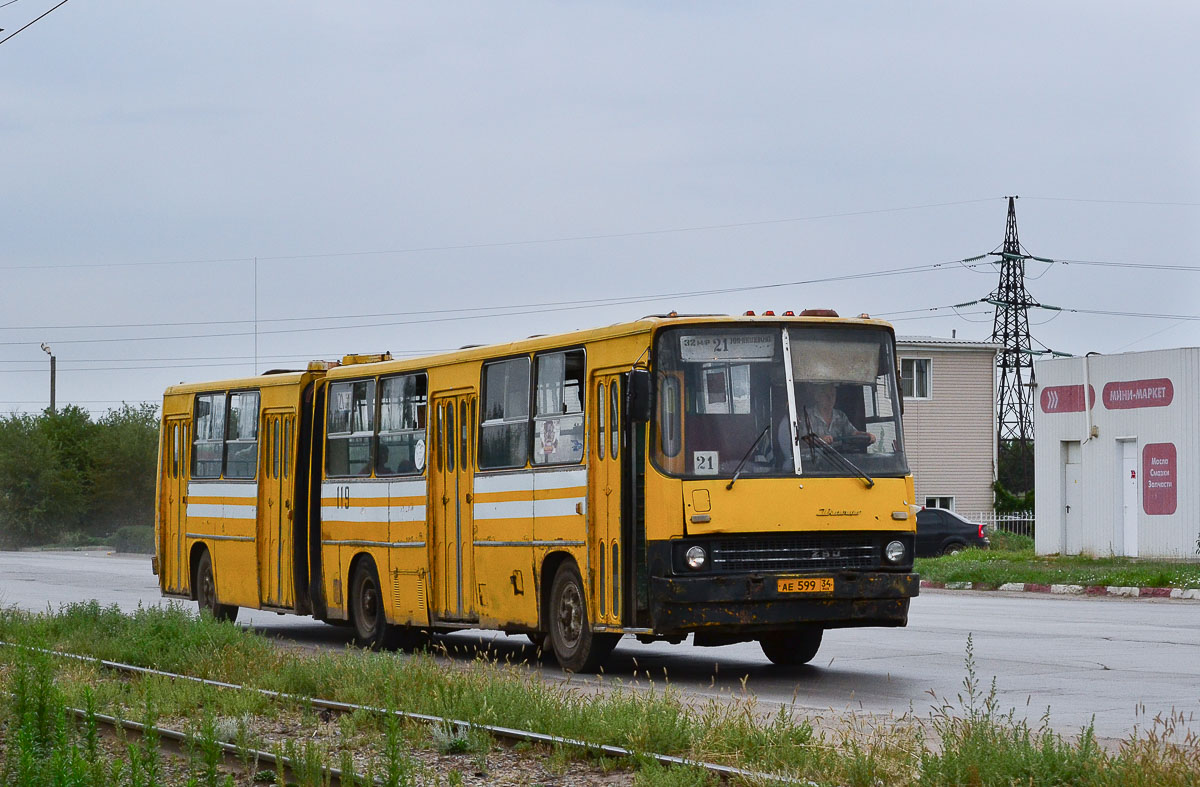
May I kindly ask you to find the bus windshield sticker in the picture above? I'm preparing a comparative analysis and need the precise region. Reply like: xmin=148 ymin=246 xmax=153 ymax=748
xmin=679 ymin=333 xmax=775 ymax=362
xmin=693 ymin=451 xmax=718 ymax=475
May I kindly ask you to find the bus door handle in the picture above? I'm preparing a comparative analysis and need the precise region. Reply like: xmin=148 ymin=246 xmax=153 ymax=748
xmin=465 ymin=493 xmax=473 ymax=503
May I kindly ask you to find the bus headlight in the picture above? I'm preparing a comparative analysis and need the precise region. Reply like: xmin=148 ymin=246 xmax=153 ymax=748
xmin=884 ymin=540 xmax=907 ymax=564
xmin=685 ymin=546 xmax=707 ymax=570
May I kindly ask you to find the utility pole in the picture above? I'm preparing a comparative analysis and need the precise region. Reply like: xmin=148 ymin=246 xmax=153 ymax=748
xmin=988 ymin=197 xmax=1037 ymax=493
xmin=40 ymin=342 xmax=56 ymax=413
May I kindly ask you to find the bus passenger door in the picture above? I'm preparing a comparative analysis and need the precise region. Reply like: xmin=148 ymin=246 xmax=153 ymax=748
xmin=589 ymin=372 xmax=624 ymax=625
xmin=430 ymin=393 xmax=478 ymax=622
xmin=161 ymin=417 xmax=189 ymax=594
xmin=259 ymin=409 xmax=296 ymax=608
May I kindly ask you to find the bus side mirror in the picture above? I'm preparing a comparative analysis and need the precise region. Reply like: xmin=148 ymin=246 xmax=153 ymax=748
xmin=627 ymin=369 xmax=653 ymax=423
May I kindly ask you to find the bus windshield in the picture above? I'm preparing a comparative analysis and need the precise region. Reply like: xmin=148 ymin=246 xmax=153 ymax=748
xmin=652 ymin=324 xmax=908 ymax=479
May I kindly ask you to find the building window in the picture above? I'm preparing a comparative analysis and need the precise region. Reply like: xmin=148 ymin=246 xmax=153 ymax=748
xmin=901 ymin=358 xmax=931 ymax=399
xmin=925 ymin=496 xmax=954 ymax=511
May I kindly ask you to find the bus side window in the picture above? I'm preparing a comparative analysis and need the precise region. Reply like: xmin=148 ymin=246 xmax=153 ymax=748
xmin=658 ymin=376 xmax=681 ymax=458
xmin=479 ymin=358 xmax=531 ymax=469
xmin=446 ymin=404 xmax=456 ymax=472
xmin=597 ymin=382 xmax=606 ymax=460
xmin=532 ymin=349 xmax=585 ymax=466
xmin=283 ymin=418 xmax=291 ymax=479
xmin=192 ymin=393 xmax=226 ymax=478
xmin=377 ymin=373 xmax=427 ymax=475
xmin=224 ymin=391 xmax=260 ymax=479
xmin=610 ymin=379 xmax=620 ymax=460
xmin=327 ymin=380 xmax=375 ymax=477
xmin=273 ymin=418 xmax=281 ymax=479
xmin=460 ymin=400 xmax=470 ymax=468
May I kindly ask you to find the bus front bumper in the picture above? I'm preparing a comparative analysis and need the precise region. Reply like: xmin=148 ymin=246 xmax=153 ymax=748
xmin=649 ymin=571 xmax=919 ymax=635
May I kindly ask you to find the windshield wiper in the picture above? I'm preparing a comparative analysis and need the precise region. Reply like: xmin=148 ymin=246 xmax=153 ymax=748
xmin=726 ymin=425 xmax=770 ymax=490
xmin=800 ymin=432 xmax=875 ymax=488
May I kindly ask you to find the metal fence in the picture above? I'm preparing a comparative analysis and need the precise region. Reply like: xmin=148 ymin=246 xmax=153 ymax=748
xmin=960 ymin=510 xmax=1035 ymax=539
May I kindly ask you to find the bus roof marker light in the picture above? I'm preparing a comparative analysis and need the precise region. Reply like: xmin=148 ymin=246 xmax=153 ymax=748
xmin=783 ymin=310 xmax=795 ymax=316
xmin=743 ymin=310 xmax=755 ymax=316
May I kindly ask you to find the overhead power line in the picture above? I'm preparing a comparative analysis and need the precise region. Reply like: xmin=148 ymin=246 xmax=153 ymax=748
xmin=0 ymin=198 xmax=1002 ymax=272
xmin=1023 ymin=196 xmax=1200 ymax=208
xmin=0 ymin=257 xmax=999 ymax=346
xmin=0 ymin=0 xmax=70 ymax=47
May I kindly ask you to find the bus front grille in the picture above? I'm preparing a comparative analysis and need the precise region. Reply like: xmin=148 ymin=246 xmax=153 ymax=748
xmin=709 ymin=536 xmax=878 ymax=573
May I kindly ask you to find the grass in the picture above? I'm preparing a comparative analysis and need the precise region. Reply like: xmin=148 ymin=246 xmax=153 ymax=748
xmin=916 ymin=536 xmax=1200 ymax=589
xmin=0 ymin=603 xmax=1198 ymax=785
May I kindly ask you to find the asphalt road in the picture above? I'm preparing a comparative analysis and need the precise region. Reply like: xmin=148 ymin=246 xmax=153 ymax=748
xmin=2 ymin=550 xmax=1197 ymax=743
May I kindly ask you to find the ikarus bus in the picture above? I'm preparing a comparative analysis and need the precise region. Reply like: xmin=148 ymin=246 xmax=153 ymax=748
xmin=154 ymin=311 xmax=919 ymax=671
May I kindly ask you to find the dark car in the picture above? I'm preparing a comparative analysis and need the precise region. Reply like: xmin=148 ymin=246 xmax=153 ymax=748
xmin=915 ymin=508 xmax=990 ymax=557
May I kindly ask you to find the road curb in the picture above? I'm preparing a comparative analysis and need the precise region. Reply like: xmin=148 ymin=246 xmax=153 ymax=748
xmin=919 ymin=580 xmax=1200 ymax=600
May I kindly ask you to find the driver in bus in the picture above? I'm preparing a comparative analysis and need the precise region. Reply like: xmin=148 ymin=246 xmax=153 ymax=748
xmin=777 ymin=382 xmax=874 ymax=464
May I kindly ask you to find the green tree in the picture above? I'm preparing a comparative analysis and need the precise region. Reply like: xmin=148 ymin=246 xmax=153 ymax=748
xmin=0 ymin=410 xmax=88 ymax=547
xmin=90 ymin=403 xmax=160 ymax=533
xmin=0 ymin=404 xmax=160 ymax=548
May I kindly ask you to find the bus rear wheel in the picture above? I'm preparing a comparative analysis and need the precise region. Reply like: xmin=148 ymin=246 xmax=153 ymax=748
xmin=548 ymin=563 xmax=618 ymax=673
xmin=759 ymin=626 xmax=823 ymax=666
xmin=196 ymin=550 xmax=238 ymax=623
xmin=350 ymin=559 xmax=393 ymax=650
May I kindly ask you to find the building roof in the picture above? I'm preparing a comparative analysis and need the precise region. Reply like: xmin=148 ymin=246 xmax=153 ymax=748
xmin=897 ymin=335 xmax=1001 ymax=352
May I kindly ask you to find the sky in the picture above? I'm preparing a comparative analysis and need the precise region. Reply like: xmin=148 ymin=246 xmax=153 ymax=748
xmin=2 ymin=2 xmax=1198 ymax=415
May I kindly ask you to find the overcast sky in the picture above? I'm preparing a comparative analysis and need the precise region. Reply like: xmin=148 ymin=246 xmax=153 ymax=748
xmin=2 ymin=2 xmax=1197 ymax=415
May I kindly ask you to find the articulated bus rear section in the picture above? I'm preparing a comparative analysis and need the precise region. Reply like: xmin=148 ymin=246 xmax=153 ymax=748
xmin=154 ymin=314 xmax=919 ymax=671
xmin=154 ymin=366 xmax=328 ymax=622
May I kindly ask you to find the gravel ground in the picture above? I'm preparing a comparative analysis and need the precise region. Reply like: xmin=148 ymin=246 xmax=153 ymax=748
xmin=2 ymin=706 xmax=641 ymax=786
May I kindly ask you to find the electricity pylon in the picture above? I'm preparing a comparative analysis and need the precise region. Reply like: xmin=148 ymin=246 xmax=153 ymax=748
xmin=988 ymin=196 xmax=1038 ymax=493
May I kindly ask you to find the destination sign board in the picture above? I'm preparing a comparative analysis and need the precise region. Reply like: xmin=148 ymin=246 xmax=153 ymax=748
xmin=679 ymin=333 xmax=775 ymax=362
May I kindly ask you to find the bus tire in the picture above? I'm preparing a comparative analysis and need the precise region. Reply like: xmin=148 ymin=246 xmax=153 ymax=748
xmin=196 ymin=550 xmax=238 ymax=623
xmin=350 ymin=559 xmax=391 ymax=650
xmin=548 ymin=563 xmax=618 ymax=673
xmin=759 ymin=626 xmax=823 ymax=666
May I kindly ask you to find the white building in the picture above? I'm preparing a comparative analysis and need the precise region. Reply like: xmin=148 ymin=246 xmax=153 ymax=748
xmin=897 ymin=337 xmax=999 ymax=515
xmin=1034 ymin=348 xmax=1197 ymax=559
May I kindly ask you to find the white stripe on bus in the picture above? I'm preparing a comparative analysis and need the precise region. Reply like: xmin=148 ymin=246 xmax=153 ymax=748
xmin=319 ymin=506 xmax=428 ymax=524
xmin=534 ymin=497 xmax=586 ymax=518
xmin=473 ymin=468 xmax=587 ymax=495
xmin=473 ymin=500 xmax=535 ymax=520
xmin=533 ymin=468 xmax=588 ymax=490
xmin=187 ymin=503 xmax=257 ymax=519
xmin=187 ymin=481 xmax=258 ymax=499
xmin=472 ymin=498 xmax=583 ymax=519
xmin=473 ymin=473 xmax=534 ymax=495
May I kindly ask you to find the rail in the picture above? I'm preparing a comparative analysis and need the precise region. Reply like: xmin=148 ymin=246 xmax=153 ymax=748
xmin=1 ymin=641 xmax=812 ymax=785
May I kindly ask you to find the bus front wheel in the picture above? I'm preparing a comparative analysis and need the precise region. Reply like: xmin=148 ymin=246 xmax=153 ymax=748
xmin=759 ymin=626 xmax=823 ymax=666
xmin=196 ymin=550 xmax=238 ymax=623
xmin=548 ymin=563 xmax=618 ymax=673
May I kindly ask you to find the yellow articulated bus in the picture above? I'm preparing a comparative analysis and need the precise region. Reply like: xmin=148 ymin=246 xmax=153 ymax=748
xmin=155 ymin=312 xmax=919 ymax=671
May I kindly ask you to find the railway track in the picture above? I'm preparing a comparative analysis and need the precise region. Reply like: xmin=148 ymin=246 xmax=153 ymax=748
xmin=1 ymin=641 xmax=809 ymax=785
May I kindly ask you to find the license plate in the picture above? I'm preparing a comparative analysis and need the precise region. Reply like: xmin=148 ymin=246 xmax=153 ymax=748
xmin=777 ymin=577 xmax=834 ymax=594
